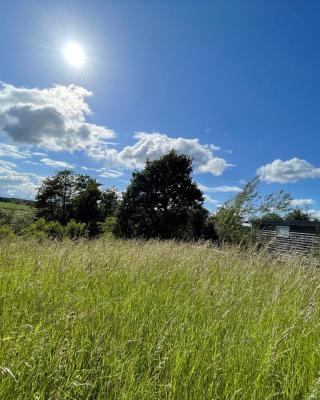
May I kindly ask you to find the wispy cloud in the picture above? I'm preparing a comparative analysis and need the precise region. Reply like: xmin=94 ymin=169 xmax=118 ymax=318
xmin=40 ymin=158 xmax=75 ymax=169
xmin=199 ymin=184 xmax=242 ymax=193
xmin=0 ymin=159 xmax=43 ymax=198
xmin=291 ymin=198 xmax=315 ymax=206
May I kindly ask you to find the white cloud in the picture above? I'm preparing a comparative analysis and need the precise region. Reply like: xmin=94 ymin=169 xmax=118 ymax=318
xmin=0 ymin=143 xmax=30 ymax=159
xmin=291 ymin=198 xmax=315 ymax=206
xmin=80 ymin=165 xmax=123 ymax=178
xmin=0 ymin=83 xmax=115 ymax=152
xmin=203 ymin=194 xmax=219 ymax=205
xmin=40 ymin=158 xmax=75 ymax=169
xmin=99 ymin=169 xmax=124 ymax=178
xmin=310 ymin=209 xmax=320 ymax=220
xmin=258 ymin=158 xmax=320 ymax=183
xmin=0 ymin=159 xmax=43 ymax=198
xmin=0 ymin=84 xmax=234 ymax=179
xmin=199 ymin=184 xmax=242 ymax=193
xmin=89 ymin=132 xmax=231 ymax=176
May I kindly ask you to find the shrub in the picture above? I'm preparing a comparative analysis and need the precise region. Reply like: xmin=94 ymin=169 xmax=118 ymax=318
xmin=23 ymin=218 xmax=64 ymax=239
xmin=64 ymin=219 xmax=87 ymax=239
xmin=0 ymin=225 xmax=15 ymax=239
xmin=98 ymin=216 xmax=118 ymax=238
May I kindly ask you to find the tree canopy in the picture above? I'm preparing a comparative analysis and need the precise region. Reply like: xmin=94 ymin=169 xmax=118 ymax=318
xmin=116 ymin=150 xmax=206 ymax=239
xmin=35 ymin=170 xmax=119 ymax=235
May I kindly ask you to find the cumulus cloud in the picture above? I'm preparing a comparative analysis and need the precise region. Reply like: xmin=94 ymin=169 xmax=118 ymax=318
xmin=199 ymin=184 xmax=242 ymax=193
xmin=258 ymin=158 xmax=320 ymax=183
xmin=0 ymin=159 xmax=43 ymax=198
xmin=291 ymin=198 xmax=314 ymax=206
xmin=0 ymin=83 xmax=115 ymax=151
xmin=0 ymin=83 xmax=232 ymax=179
xmin=89 ymin=132 xmax=231 ymax=176
xmin=40 ymin=158 xmax=75 ymax=169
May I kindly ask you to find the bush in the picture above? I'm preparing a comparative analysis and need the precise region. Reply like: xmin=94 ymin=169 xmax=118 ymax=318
xmin=64 ymin=219 xmax=87 ymax=239
xmin=0 ymin=225 xmax=15 ymax=239
xmin=23 ymin=218 xmax=64 ymax=239
xmin=98 ymin=216 xmax=118 ymax=238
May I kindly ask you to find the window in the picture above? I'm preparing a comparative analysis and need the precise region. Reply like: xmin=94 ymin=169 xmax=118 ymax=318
xmin=276 ymin=225 xmax=290 ymax=238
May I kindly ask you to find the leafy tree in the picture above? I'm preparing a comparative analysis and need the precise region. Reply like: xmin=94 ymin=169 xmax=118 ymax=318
xmin=36 ymin=170 xmax=103 ymax=234
xmin=215 ymin=176 xmax=293 ymax=245
xmin=72 ymin=175 xmax=101 ymax=235
xmin=258 ymin=212 xmax=283 ymax=221
xmin=36 ymin=170 xmax=75 ymax=224
xmin=98 ymin=216 xmax=118 ymax=238
xmin=100 ymin=188 xmax=120 ymax=219
xmin=116 ymin=150 xmax=205 ymax=239
xmin=285 ymin=208 xmax=311 ymax=221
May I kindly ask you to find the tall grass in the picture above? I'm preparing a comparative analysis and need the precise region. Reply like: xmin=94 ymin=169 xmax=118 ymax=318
xmin=1 ymin=238 xmax=320 ymax=399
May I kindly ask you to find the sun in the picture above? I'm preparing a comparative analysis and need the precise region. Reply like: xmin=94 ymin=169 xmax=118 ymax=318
xmin=64 ymin=42 xmax=86 ymax=68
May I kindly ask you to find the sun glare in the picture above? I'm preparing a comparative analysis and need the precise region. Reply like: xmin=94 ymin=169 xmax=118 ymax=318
xmin=64 ymin=42 xmax=86 ymax=67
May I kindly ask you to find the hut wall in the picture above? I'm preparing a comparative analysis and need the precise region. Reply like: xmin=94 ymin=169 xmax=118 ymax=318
xmin=258 ymin=229 xmax=320 ymax=253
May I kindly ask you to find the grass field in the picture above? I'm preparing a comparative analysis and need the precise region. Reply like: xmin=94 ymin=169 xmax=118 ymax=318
xmin=1 ymin=238 xmax=320 ymax=399
xmin=0 ymin=201 xmax=33 ymax=213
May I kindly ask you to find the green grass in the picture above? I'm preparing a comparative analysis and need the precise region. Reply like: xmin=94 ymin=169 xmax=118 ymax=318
xmin=1 ymin=238 xmax=320 ymax=399
xmin=0 ymin=201 xmax=32 ymax=213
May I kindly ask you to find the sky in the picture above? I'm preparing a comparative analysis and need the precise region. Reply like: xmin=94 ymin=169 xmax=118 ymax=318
xmin=1 ymin=0 xmax=320 ymax=214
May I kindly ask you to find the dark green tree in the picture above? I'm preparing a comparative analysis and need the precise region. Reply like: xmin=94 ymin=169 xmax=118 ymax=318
xmin=100 ymin=187 xmax=120 ymax=219
xmin=36 ymin=170 xmax=75 ymax=224
xmin=72 ymin=175 xmax=102 ymax=235
xmin=36 ymin=170 xmax=103 ymax=234
xmin=285 ymin=208 xmax=311 ymax=221
xmin=116 ymin=151 xmax=205 ymax=239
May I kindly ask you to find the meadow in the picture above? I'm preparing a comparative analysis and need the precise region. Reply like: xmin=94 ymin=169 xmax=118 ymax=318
xmin=1 ymin=238 xmax=320 ymax=399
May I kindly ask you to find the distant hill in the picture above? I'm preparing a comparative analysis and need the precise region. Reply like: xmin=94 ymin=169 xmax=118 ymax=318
xmin=0 ymin=197 xmax=35 ymax=206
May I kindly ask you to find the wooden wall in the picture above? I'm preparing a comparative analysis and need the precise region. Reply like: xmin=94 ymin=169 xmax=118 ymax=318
xmin=257 ymin=229 xmax=320 ymax=254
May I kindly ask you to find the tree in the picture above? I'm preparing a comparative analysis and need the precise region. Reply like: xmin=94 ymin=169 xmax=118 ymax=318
xmin=285 ymin=208 xmax=311 ymax=221
xmin=72 ymin=175 xmax=102 ymax=235
xmin=36 ymin=170 xmax=103 ymax=233
xmin=116 ymin=150 xmax=205 ymax=239
xmin=100 ymin=188 xmax=120 ymax=219
xmin=215 ymin=176 xmax=293 ymax=245
xmin=36 ymin=170 xmax=75 ymax=224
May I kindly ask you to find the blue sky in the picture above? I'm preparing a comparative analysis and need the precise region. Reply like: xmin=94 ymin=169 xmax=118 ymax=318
xmin=1 ymin=0 xmax=320 ymax=214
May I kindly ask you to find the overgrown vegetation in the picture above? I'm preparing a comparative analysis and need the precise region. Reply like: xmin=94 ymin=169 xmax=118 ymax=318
xmin=1 ymin=238 xmax=320 ymax=399
xmin=1 ymin=150 xmax=313 ymax=244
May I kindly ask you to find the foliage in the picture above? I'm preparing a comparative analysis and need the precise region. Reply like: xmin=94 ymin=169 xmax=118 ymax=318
xmin=215 ymin=177 xmax=293 ymax=245
xmin=64 ymin=219 xmax=87 ymax=239
xmin=100 ymin=188 xmax=120 ymax=219
xmin=2 ymin=238 xmax=320 ymax=399
xmin=98 ymin=216 xmax=118 ymax=238
xmin=0 ymin=202 xmax=35 ymax=233
xmin=36 ymin=170 xmax=75 ymax=224
xmin=0 ymin=224 xmax=15 ymax=239
xmin=285 ymin=208 xmax=311 ymax=221
xmin=23 ymin=218 xmax=64 ymax=239
xmin=116 ymin=150 xmax=205 ymax=239
xmin=35 ymin=170 xmax=119 ymax=235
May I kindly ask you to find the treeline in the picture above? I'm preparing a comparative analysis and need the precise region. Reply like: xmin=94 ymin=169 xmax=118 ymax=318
xmin=0 ymin=151 xmax=314 ymax=242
